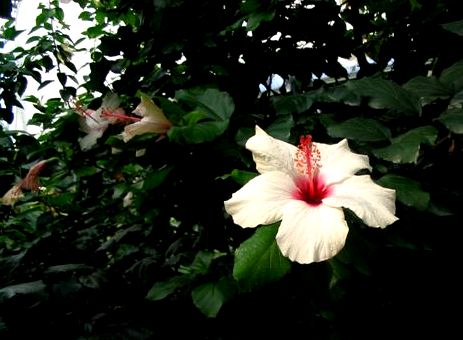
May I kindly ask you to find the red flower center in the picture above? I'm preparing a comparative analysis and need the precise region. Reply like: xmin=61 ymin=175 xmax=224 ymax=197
xmin=292 ymin=135 xmax=331 ymax=206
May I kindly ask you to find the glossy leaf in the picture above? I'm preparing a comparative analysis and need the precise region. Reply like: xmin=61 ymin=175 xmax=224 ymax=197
xmin=440 ymin=60 xmax=463 ymax=93
xmin=442 ymin=19 xmax=463 ymax=36
xmin=0 ymin=281 xmax=46 ymax=301
xmin=327 ymin=117 xmax=391 ymax=142
xmin=377 ymin=174 xmax=430 ymax=210
xmin=271 ymin=94 xmax=313 ymax=115
xmin=168 ymin=89 xmax=235 ymax=144
xmin=146 ymin=276 xmax=188 ymax=301
xmin=267 ymin=115 xmax=294 ymax=142
xmin=191 ymin=277 xmax=236 ymax=318
xmin=233 ymin=224 xmax=291 ymax=291
xmin=220 ymin=169 xmax=257 ymax=185
xmin=437 ymin=108 xmax=463 ymax=134
xmin=403 ymin=76 xmax=452 ymax=105
xmin=141 ymin=166 xmax=172 ymax=191
xmin=373 ymin=126 xmax=438 ymax=163
xmin=347 ymin=78 xmax=421 ymax=115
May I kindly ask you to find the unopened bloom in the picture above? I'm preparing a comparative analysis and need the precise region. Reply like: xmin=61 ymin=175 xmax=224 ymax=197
xmin=1 ymin=160 xmax=47 ymax=206
xmin=0 ymin=185 xmax=23 ymax=206
xmin=20 ymin=160 xmax=47 ymax=192
xmin=224 ymin=126 xmax=398 ymax=264
xmin=122 ymin=94 xmax=172 ymax=142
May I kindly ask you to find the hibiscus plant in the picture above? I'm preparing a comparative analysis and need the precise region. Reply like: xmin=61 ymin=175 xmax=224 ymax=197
xmin=0 ymin=0 xmax=461 ymax=338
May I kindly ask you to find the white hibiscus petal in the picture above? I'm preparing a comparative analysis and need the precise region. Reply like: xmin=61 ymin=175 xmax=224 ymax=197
xmin=133 ymin=94 xmax=170 ymax=123
xmin=276 ymin=200 xmax=348 ymax=264
xmin=79 ymin=129 xmax=105 ymax=151
xmin=323 ymin=175 xmax=398 ymax=228
xmin=224 ymin=171 xmax=296 ymax=228
xmin=317 ymin=139 xmax=371 ymax=185
xmin=122 ymin=119 xmax=170 ymax=142
xmin=246 ymin=126 xmax=298 ymax=176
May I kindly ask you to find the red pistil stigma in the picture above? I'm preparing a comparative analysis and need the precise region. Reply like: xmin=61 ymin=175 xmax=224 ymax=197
xmin=101 ymin=109 xmax=142 ymax=122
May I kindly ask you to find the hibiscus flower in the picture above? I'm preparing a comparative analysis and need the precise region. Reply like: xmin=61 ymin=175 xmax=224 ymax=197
xmin=77 ymin=93 xmax=138 ymax=151
xmin=122 ymin=94 xmax=172 ymax=142
xmin=224 ymin=126 xmax=398 ymax=264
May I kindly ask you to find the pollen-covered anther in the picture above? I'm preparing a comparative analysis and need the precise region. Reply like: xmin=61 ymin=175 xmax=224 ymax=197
xmin=295 ymin=135 xmax=321 ymax=178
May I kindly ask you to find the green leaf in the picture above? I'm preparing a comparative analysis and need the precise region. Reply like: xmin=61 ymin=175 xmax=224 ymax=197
xmin=220 ymin=169 xmax=257 ymax=185
xmin=440 ymin=60 xmax=463 ymax=93
xmin=179 ymin=250 xmax=224 ymax=276
xmin=235 ymin=127 xmax=254 ymax=147
xmin=37 ymin=79 xmax=54 ymax=91
xmin=0 ymin=281 xmax=46 ymax=302
xmin=266 ymin=115 xmax=294 ymax=142
xmin=327 ymin=117 xmax=391 ymax=142
xmin=146 ymin=276 xmax=188 ymax=301
xmin=75 ymin=166 xmax=98 ymax=177
xmin=271 ymin=94 xmax=313 ymax=115
xmin=85 ymin=25 xmax=104 ymax=39
xmin=169 ymin=89 xmax=235 ymax=144
xmin=450 ymin=89 xmax=463 ymax=107
xmin=233 ymin=224 xmax=291 ymax=291
xmin=168 ymin=121 xmax=228 ymax=144
xmin=347 ymin=78 xmax=421 ymax=115
xmin=176 ymin=88 xmax=234 ymax=121
xmin=191 ymin=277 xmax=236 ymax=318
xmin=328 ymin=258 xmax=351 ymax=289
xmin=2 ymin=26 xmax=23 ymax=41
xmin=437 ymin=108 xmax=463 ymax=134
xmin=44 ymin=192 xmax=75 ymax=207
xmin=78 ymin=11 xmax=93 ymax=21
xmin=442 ymin=19 xmax=463 ymax=36
xmin=377 ymin=174 xmax=430 ymax=210
xmin=141 ymin=166 xmax=172 ymax=190
xmin=403 ymin=76 xmax=452 ymax=105
xmin=45 ymin=263 xmax=92 ymax=274
xmin=54 ymin=7 xmax=64 ymax=21
xmin=373 ymin=126 xmax=438 ymax=163
xmin=246 ymin=11 xmax=275 ymax=31
xmin=183 ymin=110 xmax=208 ymax=125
